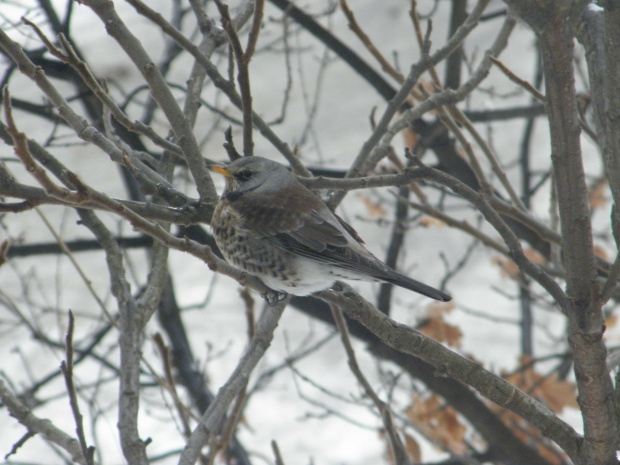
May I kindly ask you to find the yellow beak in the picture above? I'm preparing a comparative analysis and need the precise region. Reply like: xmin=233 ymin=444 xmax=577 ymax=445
xmin=209 ymin=165 xmax=233 ymax=177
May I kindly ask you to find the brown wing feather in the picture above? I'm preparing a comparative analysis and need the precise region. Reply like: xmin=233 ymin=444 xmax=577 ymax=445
xmin=234 ymin=184 xmax=348 ymax=249
xmin=231 ymin=181 xmax=394 ymax=278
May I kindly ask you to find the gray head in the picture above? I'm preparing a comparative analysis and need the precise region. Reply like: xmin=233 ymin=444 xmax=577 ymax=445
xmin=209 ymin=156 xmax=297 ymax=197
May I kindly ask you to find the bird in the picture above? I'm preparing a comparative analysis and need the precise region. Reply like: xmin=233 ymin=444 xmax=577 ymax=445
xmin=209 ymin=156 xmax=451 ymax=302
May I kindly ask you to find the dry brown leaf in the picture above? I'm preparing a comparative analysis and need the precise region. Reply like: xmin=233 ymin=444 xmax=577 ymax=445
xmin=358 ymin=194 xmax=387 ymax=218
xmin=493 ymin=255 xmax=519 ymax=279
xmin=406 ymin=394 xmax=467 ymax=454
xmin=402 ymin=126 xmax=419 ymax=149
xmin=504 ymin=357 xmax=578 ymax=413
xmin=496 ymin=410 xmax=567 ymax=465
xmin=537 ymin=441 xmax=569 ymax=465
xmin=419 ymin=315 xmax=462 ymax=348
xmin=493 ymin=248 xmax=546 ymax=280
xmin=538 ymin=374 xmax=579 ymax=412
xmin=524 ymin=248 xmax=547 ymax=264
xmin=589 ymin=180 xmax=608 ymax=209
xmin=416 ymin=80 xmax=435 ymax=94
xmin=419 ymin=215 xmax=447 ymax=228
xmin=593 ymin=244 xmax=608 ymax=261
xmin=482 ymin=360 xmax=574 ymax=465
xmin=383 ymin=430 xmax=395 ymax=465
xmin=404 ymin=433 xmax=422 ymax=463
xmin=383 ymin=430 xmax=422 ymax=464
xmin=456 ymin=147 xmax=468 ymax=161
xmin=605 ymin=313 xmax=618 ymax=330
xmin=426 ymin=300 xmax=456 ymax=318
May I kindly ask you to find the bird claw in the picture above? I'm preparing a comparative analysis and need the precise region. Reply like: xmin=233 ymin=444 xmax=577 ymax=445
xmin=177 ymin=198 xmax=200 ymax=213
xmin=261 ymin=289 xmax=288 ymax=306
xmin=332 ymin=281 xmax=356 ymax=297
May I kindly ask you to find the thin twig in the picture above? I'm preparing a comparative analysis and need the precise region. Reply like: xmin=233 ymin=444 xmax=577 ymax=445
xmin=410 ymin=0 xmax=443 ymax=86
xmin=179 ymin=299 xmax=288 ymax=465
xmin=80 ymin=0 xmax=217 ymax=201
xmin=490 ymin=56 xmax=545 ymax=102
xmin=21 ymin=18 xmax=183 ymax=157
xmin=331 ymin=304 xmax=412 ymax=465
xmin=208 ymin=288 xmax=255 ymax=463
xmin=153 ymin=333 xmax=193 ymax=437
xmin=271 ymin=440 xmax=285 ymax=465
xmin=431 ymin=100 xmax=491 ymax=195
xmin=400 ymin=195 xmax=509 ymax=255
xmin=223 ymin=125 xmax=242 ymax=161
xmin=3 ymin=88 xmax=86 ymax=204
xmin=124 ymin=0 xmax=309 ymax=175
xmin=449 ymin=103 xmax=529 ymax=211
xmin=0 ymin=33 xmax=195 ymax=213
xmin=332 ymin=0 xmax=494 ymax=209
xmin=0 ymin=380 xmax=87 ymax=465
xmin=60 ymin=311 xmax=96 ymax=465
xmin=386 ymin=13 xmax=516 ymax=140
xmin=35 ymin=208 xmax=117 ymax=325
xmin=4 ymin=431 xmax=36 ymax=461
xmin=406 ymin=157 xmax=568 ymax=306
xmin=245 ymin=0 xmax=264 ymax=60
xmin=215 ymin=0 xmax=254 ymax=156
xmin=600 ymin=252 xmax=620 ymax=305
xmin=340 ymin=0 xmax=405 ymax=84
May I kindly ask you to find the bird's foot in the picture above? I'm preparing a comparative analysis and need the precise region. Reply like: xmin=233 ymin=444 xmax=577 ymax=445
xmin=331 ymin=281 xmax=357 ymax=297
xmin=175 ymin=197 xmax=201 ymax=213
xmin=261 ymin=289 xmax=288 ymax=306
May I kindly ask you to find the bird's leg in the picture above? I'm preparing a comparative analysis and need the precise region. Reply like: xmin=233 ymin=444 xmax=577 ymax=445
xmin=260 ymin=289 xmax=288 ymax=306
xmin=331 ymin=281 xmax=357 ymax=297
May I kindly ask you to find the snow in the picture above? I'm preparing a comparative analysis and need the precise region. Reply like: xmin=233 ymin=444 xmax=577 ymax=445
xmin=0 ymin=0 xmax=604 ymax=464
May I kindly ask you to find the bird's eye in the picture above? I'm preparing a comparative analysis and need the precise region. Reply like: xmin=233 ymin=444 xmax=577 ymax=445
xmin=236 ymin=170 xmax=253 ymax=181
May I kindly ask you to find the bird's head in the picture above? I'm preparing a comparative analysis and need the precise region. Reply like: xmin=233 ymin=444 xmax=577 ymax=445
xmin=209 ymin=156 xmax=296 ymax=198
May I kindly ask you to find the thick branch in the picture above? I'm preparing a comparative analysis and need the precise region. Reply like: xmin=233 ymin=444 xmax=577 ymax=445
xmin=575 ymin=4 xmax=620 ymax=301
xmin=317 ymin=286 xmax=581 ymax=463
xmin=506 ymin=2 xmax=619 ymax=463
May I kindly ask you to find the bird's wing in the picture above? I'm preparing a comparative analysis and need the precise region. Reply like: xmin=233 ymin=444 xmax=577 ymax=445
xmin=273 ymin=212 xmax=390 ymax=277
xmin=233 ymin=186 xmax=389 ymax=277
xmin=234 ymin=187 xmax=348 ymax=248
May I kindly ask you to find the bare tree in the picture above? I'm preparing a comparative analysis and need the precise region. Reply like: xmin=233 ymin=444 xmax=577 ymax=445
xmin=0 ymin=1 xmax=619 ymax=464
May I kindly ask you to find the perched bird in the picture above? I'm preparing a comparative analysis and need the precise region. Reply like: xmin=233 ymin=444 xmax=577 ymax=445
xmin=209 ymin=156 xmax=451 ymax=302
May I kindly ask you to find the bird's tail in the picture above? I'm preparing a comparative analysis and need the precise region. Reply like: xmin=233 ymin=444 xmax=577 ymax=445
xmin=383 ymin=273 xmax=452 ymax=302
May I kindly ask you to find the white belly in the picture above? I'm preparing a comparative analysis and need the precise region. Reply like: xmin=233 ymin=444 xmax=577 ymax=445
xmin=257 ymin=255 xmax=373 ymax=296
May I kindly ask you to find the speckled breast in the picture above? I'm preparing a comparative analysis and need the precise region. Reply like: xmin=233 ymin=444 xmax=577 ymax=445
xmin=211 ymin=199 xmax=294 ymax=285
